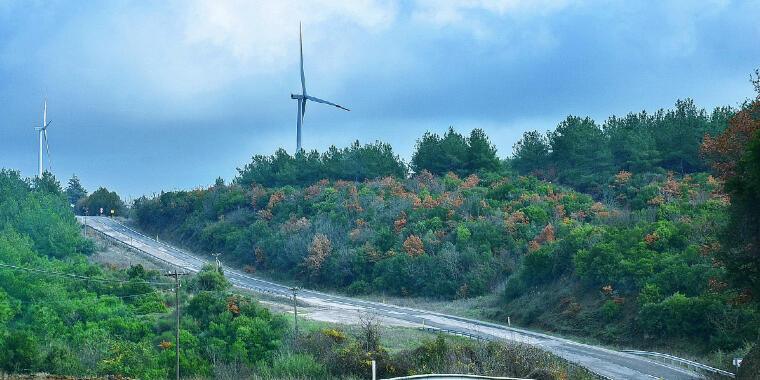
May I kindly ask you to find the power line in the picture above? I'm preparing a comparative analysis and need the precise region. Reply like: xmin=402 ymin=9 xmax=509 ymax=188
xmin=0 ymin=262 xmax=174 ymax=287
xmin=9 ymin=288 xmax=175 ymax=305
xmin=116 ymin=289 xmax=174 ymax=299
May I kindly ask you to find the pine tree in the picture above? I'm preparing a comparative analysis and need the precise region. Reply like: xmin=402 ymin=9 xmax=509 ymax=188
xmin=65 ymin=174 xmax=88 ymax=206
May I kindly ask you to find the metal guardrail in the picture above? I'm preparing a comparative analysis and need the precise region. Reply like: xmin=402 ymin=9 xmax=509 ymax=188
xmin=419 ymin=326 xmax=495 ymax=342
xmin=621 ymin=350 xmax=735 ymax=378
xmin=384 ymin=374 xmax=532 ymax=380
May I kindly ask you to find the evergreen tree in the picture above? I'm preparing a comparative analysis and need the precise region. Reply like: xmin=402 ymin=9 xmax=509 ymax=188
xmin=512 ymin=130 xmax=550 ymax=175
xmin=65 ymin=174 xmax=87 ymax=207
xmin=32 ymin=171 xmax=62 ymax=195
xmin=548 ymin=116 xmax=612 ymax=192
xmin=411 ymin=127 xmax=497 ymax=176
xmin=466 ymin=129 xmax=500 ymax=174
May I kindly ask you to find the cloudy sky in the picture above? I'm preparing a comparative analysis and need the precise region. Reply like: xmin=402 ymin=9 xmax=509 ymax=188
xmin=1 ymin=0 xmax=758 ymax=198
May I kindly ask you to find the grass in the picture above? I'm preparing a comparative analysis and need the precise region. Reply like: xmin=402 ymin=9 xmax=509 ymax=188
xmin=292 ymin=316 xmax=454 ymax=354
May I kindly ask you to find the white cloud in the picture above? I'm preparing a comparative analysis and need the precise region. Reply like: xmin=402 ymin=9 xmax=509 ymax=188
xmin=182 ymin=0 xmax=398 ymax=66
xmin=412 ymin=0 xmax=579 ymax=27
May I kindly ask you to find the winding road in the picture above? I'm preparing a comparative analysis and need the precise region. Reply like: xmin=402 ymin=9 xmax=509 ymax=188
xmin=79 ymin=216 xmax=701 ymax=380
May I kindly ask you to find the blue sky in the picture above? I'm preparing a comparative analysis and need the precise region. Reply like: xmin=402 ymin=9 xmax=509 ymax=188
xmin=1 ymin=0 xmax=758 ymax=199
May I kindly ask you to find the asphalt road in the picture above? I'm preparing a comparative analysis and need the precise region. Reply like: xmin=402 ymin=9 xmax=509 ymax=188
xmin=79 ymin=216 xmax=702 ymax=380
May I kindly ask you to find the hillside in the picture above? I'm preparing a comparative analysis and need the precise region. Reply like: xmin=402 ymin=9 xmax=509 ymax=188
xmin=131 ymin=97 xmax=760 ymax=367
xmin=0 ymin=170 xmax=598 ymax=379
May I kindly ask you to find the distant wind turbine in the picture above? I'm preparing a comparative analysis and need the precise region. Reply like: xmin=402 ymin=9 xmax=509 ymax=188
xmin=290 ymin=22 xmax=350 ymax=153
xmin=33 ymin=98 xmax=52 ymax=177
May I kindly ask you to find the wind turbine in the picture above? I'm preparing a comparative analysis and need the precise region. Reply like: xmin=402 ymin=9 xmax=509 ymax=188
xmin=33 ymin=98 xmax=52 ymax=177
xmin=290 ymin=22 xmax=349 ymax=153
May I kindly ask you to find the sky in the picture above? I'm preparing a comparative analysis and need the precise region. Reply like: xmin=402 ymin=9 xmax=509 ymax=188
xmin=1 ymin=0 xmax=759 ymax=199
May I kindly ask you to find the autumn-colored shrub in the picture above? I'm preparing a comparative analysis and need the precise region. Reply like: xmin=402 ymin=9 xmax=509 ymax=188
xmin=403 ymin=235 xmax=425 ymax=258
xmin=305 ymin=234 xmax=333 ymax=273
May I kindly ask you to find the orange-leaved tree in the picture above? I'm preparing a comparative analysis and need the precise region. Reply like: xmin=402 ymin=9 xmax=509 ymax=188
xmin=403 ymin=235 xmax=424 ymax=258
xmin=700 ymin=69 xmax=760 ymax=304
xmin=305 ymin=233 xmax=333 ymax=273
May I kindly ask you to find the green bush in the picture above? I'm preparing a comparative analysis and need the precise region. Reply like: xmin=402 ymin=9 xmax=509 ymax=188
xmin=268 ymin=354 xmax=327 ymax=378
xmin=600 ymin=300 xmax=622 ymax=322
xmin=347 ymin=280 xmax=371 ymax=295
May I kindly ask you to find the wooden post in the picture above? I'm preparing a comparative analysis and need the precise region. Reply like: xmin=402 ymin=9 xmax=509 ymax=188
xmin=290 ymin=287 xmax=299 ymax=336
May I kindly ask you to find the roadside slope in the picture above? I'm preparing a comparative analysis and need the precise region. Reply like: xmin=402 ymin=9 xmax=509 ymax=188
xmin=79 ymin=216 xmax=701 ymax=380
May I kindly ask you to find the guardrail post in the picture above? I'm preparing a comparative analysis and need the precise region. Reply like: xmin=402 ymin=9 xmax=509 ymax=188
xmin=371 ymin=360 xmax=376 ymax=380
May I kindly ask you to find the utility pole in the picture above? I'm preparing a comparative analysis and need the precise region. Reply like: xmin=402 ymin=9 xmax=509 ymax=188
xmin=212 ymin=252 xmax=222 ymax=270
xmin=164 ymin=270 xmax=188 ymax=380
xmin=83 ymin=207 xmax=88 ymax=237
xmin=290 ymin=287 xmax=299 ymax=336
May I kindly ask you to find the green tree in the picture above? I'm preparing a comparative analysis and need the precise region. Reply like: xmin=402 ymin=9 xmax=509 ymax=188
xmin=32 ymin=171 xmax=62 ymax=195
xmin=191 ymin=264 xmax=232 ymax=292
xmin=83 ymin=187 xmax=124 ymax=216
xmin=512 ymin=130 xmax=550 ymax=175
xmin=654 ymin=99 xmax=711 ymax=174
xmin=65 ymin=174 xmax=87 ymax=208
xmin=603 ymin=112 xmax=659 ymax=172
xmin=412 ymin=127 xmax=497 ymax=176
xmin=466 ymin=129 xmax=500 ymax=174
xmin=548 ymin=116 xmax=612 ymax=192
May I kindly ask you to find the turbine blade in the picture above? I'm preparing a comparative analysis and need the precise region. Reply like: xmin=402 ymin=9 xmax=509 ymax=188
xmin=301 ymin=98 xmax=306 ymax=119
xmin=44 ymin=129 xmax=52 ymax=171
xmin=300 ymin=22 xmax=306 ymax=95
xmin=305 ymin=95 xmax=350 ymax=111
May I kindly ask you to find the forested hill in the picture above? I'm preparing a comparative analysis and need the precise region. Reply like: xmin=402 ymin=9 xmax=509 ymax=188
xmin=132 ymin=96 xmax=760 ymax=360
xmin=0 ymin=170 xmax=290 ymax=378
xmin=0 ymin=169 xmax=602 ymax=380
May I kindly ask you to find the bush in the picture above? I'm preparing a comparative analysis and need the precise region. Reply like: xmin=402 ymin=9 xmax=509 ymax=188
xmin=267 ymin=354 xmax=327 ymax=378
xmin=600 ymin=300 xmax=622 ymax=322
xmin=347 ymin=280 xmax=371 ymax=295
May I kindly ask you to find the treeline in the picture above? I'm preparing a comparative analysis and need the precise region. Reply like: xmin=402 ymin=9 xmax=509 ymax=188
xmin=236 ymin=141 xmax=408 ymax=188
xmin=512 ymin=99 xmax=734 ymax=193
xmin=236 ymin=129 xmax=504 ymax=188
xmin=237 ymin=99 xmax=733 ymax=195
xmin=61 ymin=173 xmax=126 ymax=216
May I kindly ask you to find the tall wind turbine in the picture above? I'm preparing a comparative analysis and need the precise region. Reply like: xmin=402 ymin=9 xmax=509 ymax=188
xmin=290 ymin=22 xmax=349 ymax=153
xmin=33 ymin=98 xmax=52 ymax=177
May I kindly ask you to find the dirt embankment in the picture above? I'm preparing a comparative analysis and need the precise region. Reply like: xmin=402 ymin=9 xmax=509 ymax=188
xmin=84 ymin=227 xmax=171 ymax=272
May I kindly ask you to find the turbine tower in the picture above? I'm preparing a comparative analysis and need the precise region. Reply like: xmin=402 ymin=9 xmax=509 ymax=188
xmin=290 ymin=22 xmax=349 ymax=153
xmin=33 ymin=98 xmax=52 ymax=177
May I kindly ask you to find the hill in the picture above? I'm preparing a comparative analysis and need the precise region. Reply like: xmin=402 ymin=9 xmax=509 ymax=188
xmin=131 ymin=97 xmax=760 ymax=366
xmin=0 ymin=170 xmax=598 ymax=379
